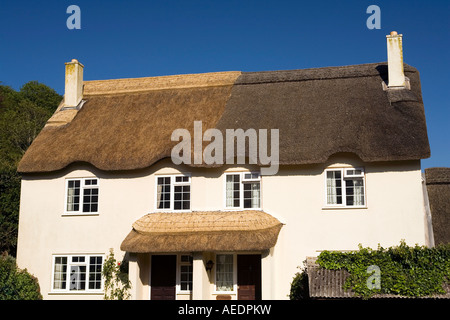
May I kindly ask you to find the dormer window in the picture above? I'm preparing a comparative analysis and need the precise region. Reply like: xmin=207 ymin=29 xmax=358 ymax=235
xmin=65 ymin=178 xmax=99 ymax=214
xmin=225 ymin=172 xmax=261 ymax=209
xmin=156 ymin=175 xmax=191 ymax=211
xmin=325 ymin=167 xmax=366 ymax=208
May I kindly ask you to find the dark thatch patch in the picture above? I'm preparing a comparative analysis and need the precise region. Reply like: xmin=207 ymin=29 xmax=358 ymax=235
xmin=18 ymin=63 xmax=430 ymax=173
xmin=426 ymin=167 xmax=450 ymax=245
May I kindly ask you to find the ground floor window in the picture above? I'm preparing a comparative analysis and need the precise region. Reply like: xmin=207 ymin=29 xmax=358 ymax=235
xmin=215 ymin=254 xmax=234 ymax=292
xmin=52 ymin=254 xmax=104 ymax=293
xmin=179 ymin=255 xmax=193 ymax=292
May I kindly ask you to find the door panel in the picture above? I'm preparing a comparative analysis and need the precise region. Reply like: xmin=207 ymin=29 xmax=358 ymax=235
xmin=151 ymin=255 xmax=176 ymax=300
xmin=237 ymin=254 xmax=261 ymax=300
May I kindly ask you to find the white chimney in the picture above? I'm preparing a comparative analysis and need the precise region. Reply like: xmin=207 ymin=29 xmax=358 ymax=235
xmin=64 ymin=59 xmax=84 ymax=107
xmin=386 ymin=31 xmax=406 ymax=87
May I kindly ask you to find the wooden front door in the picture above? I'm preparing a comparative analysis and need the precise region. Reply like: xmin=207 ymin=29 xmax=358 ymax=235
xmin=237 ymin=254 xmax=261 ymax=300
xmin=151 ymin=255 xmax=176 ymax=300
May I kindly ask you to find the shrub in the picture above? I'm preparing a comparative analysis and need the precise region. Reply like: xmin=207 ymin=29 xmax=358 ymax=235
xmin=0 ymin=252 xmax=42 ymax=300
xmin=289 ymin=266 xmax=310 ymax=300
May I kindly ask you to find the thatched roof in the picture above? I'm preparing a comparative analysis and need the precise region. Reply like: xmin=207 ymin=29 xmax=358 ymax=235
xmin=18 ymin=62 xmax=430 ymax=173
xmin=120 ymin=210 xmax=283 ymax=253
xmin=425 ymin=167 xmax=450 ymax=245
xmin=306 ymin=257 xmax=450 ymax=299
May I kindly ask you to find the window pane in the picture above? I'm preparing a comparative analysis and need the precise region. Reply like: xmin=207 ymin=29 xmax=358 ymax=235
xmin=216 ymin=254 xmax=233 ymax=291
xmin=67 ymin=180 xmax=81 ymax=211
xmin=78 ymin=182 xmax=99 ymax=213
xmin=175 ymin=176 xmax=189 ymax=183
xmin=326 ymin=171 xmax=342 ymax=205
xmin=72 ymin=256 xmax=85 ymax=263
xmin=157 ymin=177 xmax=171 ymax=209
xmin=345 ymin=178 xmax=364 ymax=206
xmin=181 ymin=255 xmax=192 ymax=263
xmin=243 ymin=182 xmax=260 ymax=208
xmin=69 ymin=265 xmax=86 ymax=291
xmin=226 ymin=175 xmax=240 ymax=207
xmin=88 ymin=256 xmax=103 ymax=290
xmin=174 ymin=185 xmax=190 ymax=210
xmin=180 ymin=265 xmax=193 ymax=291
xmin=53 ymin=257 xmax=67 ymax=290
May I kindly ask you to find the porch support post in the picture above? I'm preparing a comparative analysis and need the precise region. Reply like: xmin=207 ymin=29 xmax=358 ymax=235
xmin=192 ymin=252 xmax=209 ymax=299
xmin=128 ymin=253 xmax=139 ymax=300
xmin=261 ymin=248 xmax=273 ymax=300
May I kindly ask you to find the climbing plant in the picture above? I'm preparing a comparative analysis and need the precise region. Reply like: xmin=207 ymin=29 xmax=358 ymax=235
xmin=102 ymin=249 xmax=131 ymax=300
xmin=316 ymin=241 xmax=450 ymax=299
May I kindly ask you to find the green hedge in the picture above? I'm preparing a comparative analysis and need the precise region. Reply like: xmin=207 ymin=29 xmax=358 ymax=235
xmin=316 ymin=241 xmax=450 ymax=299
xmin=0 ymin=253 xmax=42 ymax=300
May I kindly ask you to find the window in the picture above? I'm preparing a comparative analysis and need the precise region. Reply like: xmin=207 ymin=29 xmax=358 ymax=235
xmin=156 ymin=175 xmax=191 ymax=211
xmin=225 ymin=172 xmax=261 ymax=209
xmin=52 ymin=254 xmax=103 ymax=293
xmin=325 ymin=167 xmax=365 ymax=207
xmin=66 ymin=178 xmax=99 ymax=214
xmin=215 ymin=254 xmax=234 ymax=292
xmin=179 ymin=255 xmax=193 ymax=292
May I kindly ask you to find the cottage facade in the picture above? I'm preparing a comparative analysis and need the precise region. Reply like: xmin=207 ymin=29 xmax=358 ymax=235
xmin=16 ymin=32 xmax=433 ymax=300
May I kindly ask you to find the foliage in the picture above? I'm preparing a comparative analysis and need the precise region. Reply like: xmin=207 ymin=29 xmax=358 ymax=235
xmin=0 ymin=252 xmax=42 ymax=300
xmin=0 ymin=82 xmax=61 ymax=256
xmin=102 ymin=249 xmax=131 ymax=300
xmin=289 ymin=264 xmax=310 ymax=300
xmin=316 ymin=241 xmax=450 ymax=299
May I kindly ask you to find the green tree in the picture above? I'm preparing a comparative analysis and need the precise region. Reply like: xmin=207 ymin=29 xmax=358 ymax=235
xmin=0 ymin=82 xmax=62 ymax=256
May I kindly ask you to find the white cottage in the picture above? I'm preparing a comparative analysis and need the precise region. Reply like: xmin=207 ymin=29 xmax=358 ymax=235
xmin=16 ymin=32 xmax=432 ymax=300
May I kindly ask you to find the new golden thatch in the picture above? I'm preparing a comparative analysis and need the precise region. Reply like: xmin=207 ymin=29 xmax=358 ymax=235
xmin=120 ymin=211 xmax=283 ymax=253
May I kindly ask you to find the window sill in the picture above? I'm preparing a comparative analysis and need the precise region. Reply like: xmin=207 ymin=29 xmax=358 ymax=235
xmin=322 ymin=206 xmax=367 ymax=210
xmin=223 ymin=207 xmax=262 ymax=211
xmin=153 ymin=209 xmax=192 ymax=213
xmin=213 ymin=291 xmax=236 ymax=295
xmin=49 ymin=291 xmax=104 ymax=295
xmin=62 ymin=213 xmax=100 ymax=217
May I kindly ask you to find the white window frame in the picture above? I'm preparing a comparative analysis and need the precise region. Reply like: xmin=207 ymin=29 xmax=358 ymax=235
xmin=154 ymin=174 xmax=191 ymax=212
xmin=323 ymin=167 xmax=367 ymax=209
xmin=176 ymin=254 xmax=193 ymax=294
xmin=223 ymin=172 xmax=261 ymax=210
xmin=214 ymin=253 xmax=237 ymax=294
xmin=64 ymin=177 xmax=99 ymax=215
xmin=50 ymin=254 xmax=105 ymax=294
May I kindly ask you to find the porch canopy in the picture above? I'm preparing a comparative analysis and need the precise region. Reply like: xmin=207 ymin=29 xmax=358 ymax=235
xmin=120 ymin=210 xmax=283 ymax=253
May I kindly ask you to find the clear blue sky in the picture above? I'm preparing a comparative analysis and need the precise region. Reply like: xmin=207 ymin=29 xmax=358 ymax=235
xmin=1 ymin=0 xmax=448 ymax=169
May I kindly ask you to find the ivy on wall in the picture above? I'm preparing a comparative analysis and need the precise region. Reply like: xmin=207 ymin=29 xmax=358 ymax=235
xmin=316 ymin=241 xmax=450 ymax=299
